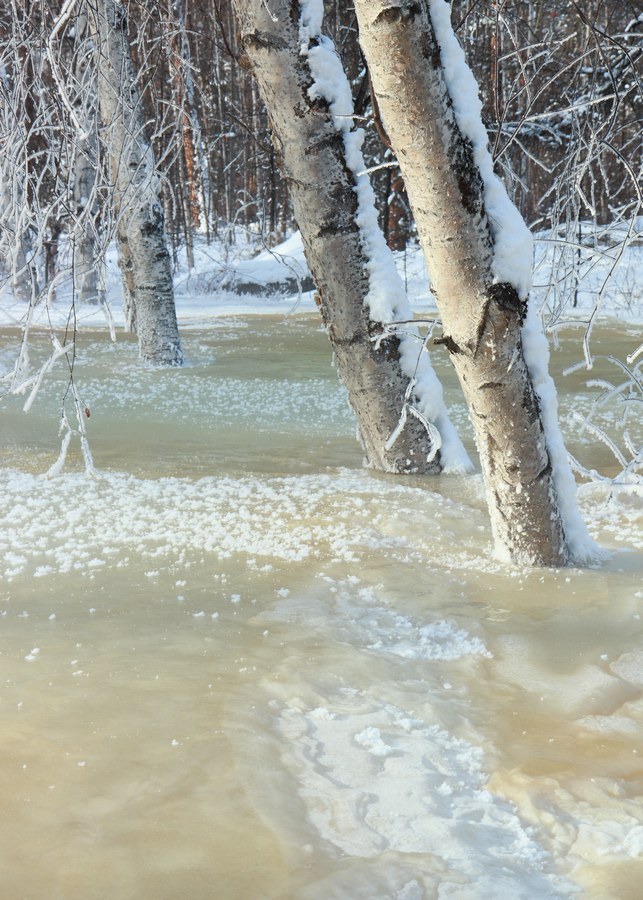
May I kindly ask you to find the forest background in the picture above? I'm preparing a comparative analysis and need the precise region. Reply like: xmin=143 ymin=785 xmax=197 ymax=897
xmin=1 ymin=1 xmax=640 ymax=295
xmin=0 ymin=0 xmax=641 ymax=501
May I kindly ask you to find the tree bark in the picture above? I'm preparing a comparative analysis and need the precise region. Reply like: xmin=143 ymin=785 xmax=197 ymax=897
xmin=90 ymin=0 xmax=182 ymax=366
xmin=0 ymin=37 xmax=39 ymax=303
xmin=353 ymin=0 xmax=584 ymax=565
xmin=71 ymin=8 xmax=104 ymax=306
xmin=0 ymin=164 xmax=38 ymax=303
xmin=232 ymin=0 xmax=469 ymax=474
xmin=72 ymin=147 xmax=103 ymax=305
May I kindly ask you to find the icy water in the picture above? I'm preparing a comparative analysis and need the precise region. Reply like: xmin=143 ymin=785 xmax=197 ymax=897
xmin=0 ymin=316 xmax=641 ymax=899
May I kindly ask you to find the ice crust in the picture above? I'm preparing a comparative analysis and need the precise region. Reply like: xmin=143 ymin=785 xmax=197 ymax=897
xmin=271 ymin=689 xmax=572 ymax=898
xmin=0 ymin=468 xmax=481 ymax=580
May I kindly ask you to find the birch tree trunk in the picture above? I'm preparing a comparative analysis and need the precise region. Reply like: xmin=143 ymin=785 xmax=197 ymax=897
xmin=72 ymin=143 xmax=103 ymax=305
xmin=0 ymin=52 xmax=39 ymax=303
xmin=353 ymin=0 xmax=594 ymax=565
xmin=89 ymin=0 xmax=182 ymax=366
xmin=232 ymin=0 xmax=470 ymax=475
xmin=0 ymin=169 xmax=38 ymax=303
xmin=71 ymin=9 xmax=104 ymax=306
xmin=3 ymin=210 xmax=38 ymax=304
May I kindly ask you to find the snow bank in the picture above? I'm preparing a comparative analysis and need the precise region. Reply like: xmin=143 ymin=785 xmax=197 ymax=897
xmin=1 ymin=229 xmax=639 ymax=330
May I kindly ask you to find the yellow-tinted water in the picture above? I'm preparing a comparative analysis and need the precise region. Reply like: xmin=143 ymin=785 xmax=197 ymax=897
xmin=0 ymin=317 xmax=641 ymax=898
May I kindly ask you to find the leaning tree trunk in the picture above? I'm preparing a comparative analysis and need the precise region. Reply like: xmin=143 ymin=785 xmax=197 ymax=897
xmin=353 ymin=0 xmax=596 ymax=565
xmin=233 ymin=0 xmax=470 ymax=474
xmin=89 ymin=0 xmax=182 ymax=365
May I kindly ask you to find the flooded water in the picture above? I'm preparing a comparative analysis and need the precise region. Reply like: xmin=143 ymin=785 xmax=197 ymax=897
xmin=0 ymin=316 xmax=641 ymax=898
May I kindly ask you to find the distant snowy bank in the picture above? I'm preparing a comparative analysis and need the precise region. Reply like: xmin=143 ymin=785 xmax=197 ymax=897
xmin=0 ymin=226 xmax=641 ymax=330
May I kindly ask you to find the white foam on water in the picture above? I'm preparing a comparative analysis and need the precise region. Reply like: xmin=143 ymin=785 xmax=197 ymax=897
xmin=1 ymin=313 xmax=641 ymax=897
xmin=257 ymin=576 xmax=491 ymax=662
xmin=0 ymin=468 xmax=462 ymax=579
xmin=577 ymin=482 xmax=643 ymax=550
xmin=492 ymin=767 xmax=643 ymax=872
xmin=267 ymin=688 xmax=572 ymax=898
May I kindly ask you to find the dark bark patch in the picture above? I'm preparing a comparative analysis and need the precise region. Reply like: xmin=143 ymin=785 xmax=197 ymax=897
xmin=306 ymin=130 xmax=345 ymax=157
xmin=114 ymin=6 xmax=127 ymax=34
xmin=329 ymin=178 xmax=359 ymax=209
xmin=330 ymin=329 xmax=368 ymax=348
xmin=474 ymin=282 xmax=524 ymax=356
xmin=375 ymin=4 xmax=421 ymax=27
xmin=316 ymin=217 xmax=360 ymax=239
xmin=451 ymin=135 xmax=485 ymax=219
xmin=521 ymin=378 xmax=542 ymax=421
xmin=289 ymin=0 xmax=301 ymax=26
xmin=421 ymin=25 xmax=442 ymax=68
xmin=434 ymin=334 xmax=464 ymax=355
xmin=368 ymin=324 xmax=403 ymax=364
xmin=242 ymin=30 xmax=287 ymax=54
xmin=487 ymin=281 xmax=524 ymax=315
xmin=140 ymin=219 xmax=161 ymax=238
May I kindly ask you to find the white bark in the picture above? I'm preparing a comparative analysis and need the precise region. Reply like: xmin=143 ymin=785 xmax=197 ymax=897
xmin=72 ymin=151 xmax=103 ymax=305
xmin=70 ymin=9 xmax=104 ymax=306
xmin=353 ymin=0 xmax=581 ymax=565
xmin=0 ymin=66 xmax=38 ymax=304
xmin=173 ymin=0 xmax=211 ymax=230
xmin=1 ymin=197 xmax=38 ymax=303
xmin=233 ymin=0 xmax=469 ymax=474
xmin=89 ymin=0 xmax=182 ymax=365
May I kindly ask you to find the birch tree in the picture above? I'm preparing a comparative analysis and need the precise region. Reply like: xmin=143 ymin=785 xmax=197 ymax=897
xmin=232 ymin=0 xmax=470 ymax=474
xmin=352 ymin=0 xmax=601 ymax=565
xmin=69 ymin=7 xmax=104 ymax=306
xmin=89 ymin=0 xmax=182 ymax=366
xmin=0 ymin=6 xmax=42 ymax=306
xmin=0 ymin=101 xmax=38 ymax=305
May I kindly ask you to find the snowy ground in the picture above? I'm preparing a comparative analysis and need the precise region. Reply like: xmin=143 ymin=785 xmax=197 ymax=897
xmin=1 ymin=225 xmax=641 ymax=331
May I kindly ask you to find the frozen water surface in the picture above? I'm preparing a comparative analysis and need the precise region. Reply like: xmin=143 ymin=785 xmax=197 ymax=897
xmin=0 ymin=317 xmax=641 ymax=898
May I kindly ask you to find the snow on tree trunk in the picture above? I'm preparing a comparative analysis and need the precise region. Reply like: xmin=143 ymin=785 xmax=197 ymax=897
xmin=90 ymin=0 xmax=182 ymax=366
xmin=353 ymin=0 xmax=599 ymax=565
xmin=233 ymin=0 xmax=470 ymax=475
